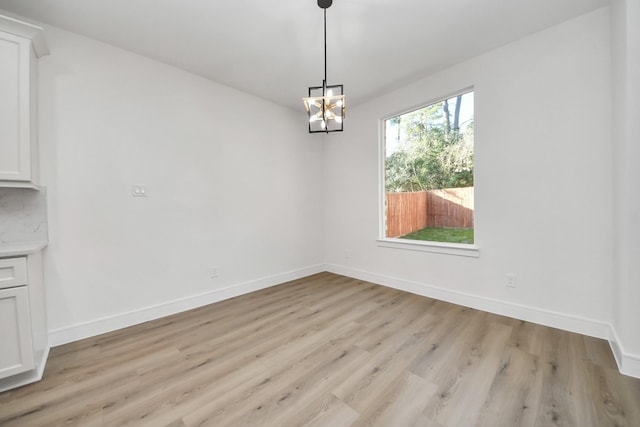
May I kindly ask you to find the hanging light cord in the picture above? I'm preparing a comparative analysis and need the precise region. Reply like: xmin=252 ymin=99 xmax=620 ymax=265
xmin=321 ymin=7 xmax=327 ymax=128
xmin=323 ymin=7 xmax=327 ymax=92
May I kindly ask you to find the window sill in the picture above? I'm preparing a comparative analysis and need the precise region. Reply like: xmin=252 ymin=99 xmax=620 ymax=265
xmin=376 ymin=238 xmax=480 ymax=258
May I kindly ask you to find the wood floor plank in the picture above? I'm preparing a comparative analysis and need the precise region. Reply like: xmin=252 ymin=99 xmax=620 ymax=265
xmin=475 ymin=346 xmax=541 ymax=427
xmin=350 ymin=371 xmax=437 ymax=427
xmin=422 ymin=320 xmax=514 ymax=425
xmin=301 ymin=395 xmax=359 ymax=427
xmin=333 ymin=313 xmax=438 ymax=413
xmin=180 ymin=321 xmax=369 ymax=425
xmin=534 ymin=328 xmax=580 ymax=427
xmin=210 ymin=346 xmax=370 ymax=427
xmin=1 ymin=272 xmax=639 ymax=427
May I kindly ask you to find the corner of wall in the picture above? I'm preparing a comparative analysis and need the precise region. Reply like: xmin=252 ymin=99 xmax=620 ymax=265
xmin=608 ymin=325 xmax=640 ymax=379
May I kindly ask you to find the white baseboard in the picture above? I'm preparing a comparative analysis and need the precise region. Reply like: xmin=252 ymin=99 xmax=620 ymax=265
xmin=48 ymin=264 xmax=325 ymax=347
xmin=325 ymin=264 xmax=611 ymax=340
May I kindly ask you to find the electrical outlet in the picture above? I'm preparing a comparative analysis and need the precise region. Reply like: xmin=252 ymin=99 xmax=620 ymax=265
xmin=505 ymin=273 xmax=517 ymax=288
xmin=210 ymin=266 xmax=219 ymax=278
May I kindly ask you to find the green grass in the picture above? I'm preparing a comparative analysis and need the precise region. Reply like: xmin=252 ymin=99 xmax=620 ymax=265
xmin=400 ymin=227 xmax=474 ymax=244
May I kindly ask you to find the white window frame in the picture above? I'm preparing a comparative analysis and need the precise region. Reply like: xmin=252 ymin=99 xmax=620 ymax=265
xmin=376 ymin=88 xmax=479 ymax=258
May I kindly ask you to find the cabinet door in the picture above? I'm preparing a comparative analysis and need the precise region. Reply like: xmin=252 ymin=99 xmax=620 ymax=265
xmin=0 ymin=286 xmax=34 ymax=378
xmin=0 ymin=31 xmax=32 ymax=182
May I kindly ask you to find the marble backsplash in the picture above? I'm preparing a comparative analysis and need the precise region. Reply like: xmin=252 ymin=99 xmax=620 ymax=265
xmin=0 ymin=187 xmax=48 ymax=246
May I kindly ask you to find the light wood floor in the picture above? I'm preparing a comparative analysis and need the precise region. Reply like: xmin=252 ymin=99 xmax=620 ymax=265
xmin=1 ymin=272 xmax=639 ymax=426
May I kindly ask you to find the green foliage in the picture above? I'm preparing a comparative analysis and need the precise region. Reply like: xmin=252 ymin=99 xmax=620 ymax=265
xmin=385 ymin=96 xmax=474 ymax=192
xmin=400 ymin=227 xmax=474 ymax=244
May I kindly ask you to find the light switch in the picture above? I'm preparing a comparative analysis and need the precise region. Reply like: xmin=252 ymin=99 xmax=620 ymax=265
xmin=132 ymin=185 xmax=148 ymax=197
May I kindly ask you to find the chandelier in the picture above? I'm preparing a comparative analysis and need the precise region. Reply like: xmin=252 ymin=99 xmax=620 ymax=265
xmin=302 ymin=0 xmax=345 ymax=133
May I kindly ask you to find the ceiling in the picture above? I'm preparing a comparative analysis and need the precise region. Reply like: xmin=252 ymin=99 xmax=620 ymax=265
xmin=0 ymin=0 xmax=609 ymax=111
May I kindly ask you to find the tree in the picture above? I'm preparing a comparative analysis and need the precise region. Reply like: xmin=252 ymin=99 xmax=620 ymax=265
xmin=385 ymin=94 xmax=473 ymax=192
xmin=453 ymin=94 xmax=462 ymax=132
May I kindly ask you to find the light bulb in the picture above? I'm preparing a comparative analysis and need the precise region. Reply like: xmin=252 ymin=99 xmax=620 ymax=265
xmin=309 ymin=111 xmax=322 ymax=122
xmin=321 ymin=120 xmax=326 ymax=129
xmin=327 ymin=89 xmax=333 ymax=97
xmin=336 ymin=100 xmax=343 ymax=107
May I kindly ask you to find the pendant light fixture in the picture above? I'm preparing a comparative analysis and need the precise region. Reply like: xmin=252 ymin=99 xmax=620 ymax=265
xmin=302 ymin=0 xmax=345 ymax=133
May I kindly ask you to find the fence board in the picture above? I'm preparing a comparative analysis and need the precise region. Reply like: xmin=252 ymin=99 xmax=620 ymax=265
xmin=386 ymin=191 xmax=427 ymax=238
xmin=426 ymin=187 xmax=474 ymax=228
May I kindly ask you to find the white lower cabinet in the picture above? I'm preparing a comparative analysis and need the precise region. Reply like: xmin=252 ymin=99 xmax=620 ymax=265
xmin=0 ymin=251 xmax=48 ymax=391
xmin=0 ymin=286 xmax=34 ymax=378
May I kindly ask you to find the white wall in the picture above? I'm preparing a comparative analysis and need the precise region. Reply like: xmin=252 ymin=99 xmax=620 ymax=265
xmin=35 ymin=25 xmax=324 ymax=343
xmin=324 ymin=9 xmax=615 ymax=339
xmin=611 ymin=0 xmax=640 ymax=377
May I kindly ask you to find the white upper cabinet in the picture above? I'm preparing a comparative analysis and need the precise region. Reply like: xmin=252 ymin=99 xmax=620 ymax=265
xmin=0 ymin=15 xmax=48 ymax=188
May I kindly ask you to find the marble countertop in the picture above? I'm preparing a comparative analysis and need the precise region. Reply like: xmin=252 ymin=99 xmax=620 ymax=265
xmin=1 ymin=187 xmax=49 ymax=257
xmin=0 ymin=241 xmax=48 ymax=257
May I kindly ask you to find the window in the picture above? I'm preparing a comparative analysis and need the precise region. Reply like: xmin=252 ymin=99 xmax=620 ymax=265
xmin=381 ymin=90 xmax=475 ymax=251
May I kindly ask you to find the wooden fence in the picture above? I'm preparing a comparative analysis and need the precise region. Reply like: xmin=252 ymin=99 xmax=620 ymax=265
xmin=386 ymin=187 xmax=474 ymax=238
xmin=386 ymin=192 xmax=428 ymax=238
